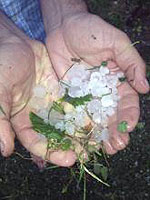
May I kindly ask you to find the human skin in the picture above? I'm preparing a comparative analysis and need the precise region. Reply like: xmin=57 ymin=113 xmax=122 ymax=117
xmin=40 ymin=0 xmax=149 ymax=155
xmin=0 ymin=0 xmax=149 ymax=168
xmin=0 ymin=11 xmax=76 ymax=167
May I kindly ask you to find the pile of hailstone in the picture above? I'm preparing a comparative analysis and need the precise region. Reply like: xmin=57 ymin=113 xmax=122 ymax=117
xmin=52 ymin=62 xmax=123 ymax=142
xmin=31 ymin=61 xmax=125 ymax=152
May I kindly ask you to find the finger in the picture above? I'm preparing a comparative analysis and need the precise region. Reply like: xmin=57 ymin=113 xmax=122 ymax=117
xmin=0 ymin=119 xmax=15 ymax=156
xmin=11 ymin=108 xmax=76 ymax=167
xmin=31 ymin=150 xmax=77 ymax=169
xmin=102 ymin=117 xmax=129 ymax=153
xmin=48 ymin=149 xmax=77 ymax=167
xmin=109 ymin=123 xmax=130 ymax=152
xmin=114 ymin=31 xmax=149 ymax=93
xmin=17 ymin=128 xmax=76 ymax=167
xmin=107 ymin=82 xmax=139 ymax=152
xmin=102 ymin=140 xmax=118 ymax=155
xmin=117 ymin=82 xmax=140 ymax=132
xmin=0 ymin=85 xmax=15 ymax=156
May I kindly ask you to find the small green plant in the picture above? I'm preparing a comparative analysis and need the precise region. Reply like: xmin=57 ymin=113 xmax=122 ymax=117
xmin=59 ymin=150 xmax=109 ymax=200
xmin=119 ymin=77 xmax=127 ymax=82
xmin=117 ymin=121 xmax=128 ymax=133
xmin=87 ymin=60 xmax=108 ymax=71
xmin=59 ymin=89 xmax=92 ymax=107
xmin=30 ymin=92 xmax=110 ymax=200
xmin=136 ymin=122 xmax=145 ymax=130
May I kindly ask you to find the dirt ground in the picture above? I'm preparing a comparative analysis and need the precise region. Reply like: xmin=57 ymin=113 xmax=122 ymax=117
xmin=0 ymin=0 xmax=150 ymax=200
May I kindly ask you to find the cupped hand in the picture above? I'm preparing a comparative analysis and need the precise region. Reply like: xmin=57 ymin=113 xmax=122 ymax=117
xmin=45 ymin=13 xmax=149 ymax=154
xmin=0 ymin=14 xmax=76 ymax=167
xmin=0 ymin=34 xmax=34 ymax=157
xmin=104 ymin=81 xmax=139 ymax=154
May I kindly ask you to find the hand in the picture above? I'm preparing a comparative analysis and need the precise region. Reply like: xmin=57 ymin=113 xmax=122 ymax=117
xmin=45 ymin=13 xmax=149 ymax=154
xmin=0 ymin=13 xmax=76 ymax=167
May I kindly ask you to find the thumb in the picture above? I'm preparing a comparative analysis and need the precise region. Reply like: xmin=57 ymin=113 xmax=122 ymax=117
xmin=0 ymin=85 xmax=15 ymax=156
xmin=114 ymin=31 xmax=149 ymax=93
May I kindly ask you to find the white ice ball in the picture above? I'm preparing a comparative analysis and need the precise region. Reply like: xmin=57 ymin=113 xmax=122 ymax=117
xmin=99 ymin=67 xmax=110 ymax=76
xmin=55 ymin=121 xmax=65 ymax=131
xmin=68 ymin=86 xmax=84 ymax=97
xmin=87 ymin=99 xmax=101 ymax=114
xmin=92 ymin=112 xmax=102 ymax=124
xmin=70 ymin=77 xmax=82 ymax=87
xmin=101 ymin=94 xmax=114 ymax=107
xmin=100 ymin=128 xmax=109 ymax=141
xmin=65 ymin=122 xmax=75 ymax=135
xmin=90 ymin=71 xmax=102 ymax=81
xmin=67 ymin=64 xmax=90 ymax=81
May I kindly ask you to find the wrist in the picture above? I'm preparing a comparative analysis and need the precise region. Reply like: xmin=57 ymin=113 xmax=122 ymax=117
xmin=40 ymin=0 xmax=88 ymax=34
xmin=58 ymin=0 xmax=88 ymax=17
xmin=0 ymin=11 xmax=32 ymax=47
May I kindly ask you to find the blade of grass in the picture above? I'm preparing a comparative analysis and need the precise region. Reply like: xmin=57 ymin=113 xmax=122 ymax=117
xmin=78 ymin=163 xmax=85 ymax=186
xmin=83 ymin=171 xmax=86 ymax=200
xmin=101 ymin=145 xmax=110 ymax=167
xmin=14 ymin=152 xmax=32 ymax=160
xmin=46 ymin=165 xmax=59 ymax=170
xmin=0 ymin=105 xmax=6 ymax=116
xmin=83 ymin=165 xmax=110 ymax=187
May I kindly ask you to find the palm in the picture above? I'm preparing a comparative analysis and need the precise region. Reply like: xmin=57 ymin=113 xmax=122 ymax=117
xmin=0 ymin=37 xmax=35 ymax=156
xmin=10 ymin=40 xmax=49 ymax=159
xmin=0 ymin=36 xmax=76 ymax=167
xmin=46 ymin=13 xmax=143 ymax=154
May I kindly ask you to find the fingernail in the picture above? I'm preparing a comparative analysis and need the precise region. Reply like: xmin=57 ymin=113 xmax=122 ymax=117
xmin=0 ymin=141 xmax=5 ymax=155
xmin=141 ymin=79 xmax=149 ymax=88
xmin=127 ymin=124 xmax=132 ymax=131
xmin=116 ymin=138 xmax=126 ymax=150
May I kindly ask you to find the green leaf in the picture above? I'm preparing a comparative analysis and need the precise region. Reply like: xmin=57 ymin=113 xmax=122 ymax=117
xmin=101 ymin=61 xmax=108 ymax=67
xmin=119 ymin=77 xmax=127 ymax=82
xmin=51 ymin=101 xmax=65 ymax=114
xmin=48 ymin=132 xmax=63 ymax=142
xmin=61 ymin=138 xmax=72 ymax=151
xmin=60 ymin=90 xmax=92 ymax=107
xmin=117 ymin=121 xmax=128 ymax=133
xmin=94 ymin=163 xmax=102 ymax=175
xmin=83 ymin=165 xmax=109 ymax=186
xmin=29 ymin=112 xmax=64 ymax=140
xmin=100 ymin=166 xmax=108 ymax=181
xmin=93 ymin=163 xmax=108 ymax=181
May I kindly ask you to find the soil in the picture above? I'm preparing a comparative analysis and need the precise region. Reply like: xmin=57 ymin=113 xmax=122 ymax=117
xmin=0 ymin=0 xmax=150 ymax=200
